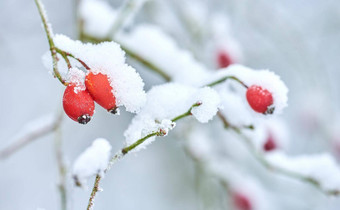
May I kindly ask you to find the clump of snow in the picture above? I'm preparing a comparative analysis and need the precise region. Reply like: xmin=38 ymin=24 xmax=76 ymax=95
xmin=217 ymin=85 xmax=254 ymax=127
xmin=207 ymin=64 xmax=288 ymax=115
xmin=72 ymin=138 xmax=112 ymax=187
xmin=53 ymin=34 xmax=146 ymax=113
xmin=116 ymin=24 xmax=211 ymax=85
xmin=185 ymin=124 xmax=214 ymax=161
xmin=79 ymin=0 xmax=117 ymax=39
xmin=266 ymin=152 xmax=340 ymax=192
xmin=124 ymin=83 xmax=221 ymax=151
xmin=65 ymin=68 xmax=86 ymax=93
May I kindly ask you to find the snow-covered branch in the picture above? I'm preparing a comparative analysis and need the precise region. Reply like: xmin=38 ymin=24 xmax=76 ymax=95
xmin=0 ymin=112 xmax=63 ymax=159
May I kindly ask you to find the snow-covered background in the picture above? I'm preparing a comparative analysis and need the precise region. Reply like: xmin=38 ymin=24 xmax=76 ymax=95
xmin=1 ymin=0 xmax=340 ymax=209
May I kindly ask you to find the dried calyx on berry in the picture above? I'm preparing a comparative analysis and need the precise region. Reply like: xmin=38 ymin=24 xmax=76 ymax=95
xmin=85 ymin=71 xmax=118 ymax=113
xmin=246 ymin=85 xmax=274 ymax=114
xmin=63 ymin=83 xmax=95 ymax=124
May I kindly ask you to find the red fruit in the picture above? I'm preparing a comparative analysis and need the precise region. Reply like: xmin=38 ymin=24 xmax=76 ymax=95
xmin=263 ymin=133 xmax=277 ymax=151
xmin=232 ymin=192 xmax=252 ymax=210
xmin=246 ymin=85 xmax=274 ymax=114
xmin=217 ymin=50 xmax=233 ymax=68
xmin=85 ymin=72 xmax=117 ymax=114
xmin=63 ymin=83 xmax=95 ymax=124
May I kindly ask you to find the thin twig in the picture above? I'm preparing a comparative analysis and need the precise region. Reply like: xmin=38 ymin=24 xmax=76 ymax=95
xmin=35 ymin=0 xmax=67 ymax=86
xmin=86 ymin=103 xmax=201 ymax=210
xmin=87 ymin=175 xmax=101 ymax=210
xmin=217 ymin=112 xmax=340 ymax=196
xmin=78 ymin=33 xmax=172 ymax=82
xmin=121 ymin=45 xmax=172 ymax=81
xmin=107 ymin=0 xmax=140 ymax=39
xmin=205 ymin=76 xmax=248 ymax=88
xmin=54 ymin=123 xmax=67 ymax=210
xmin=55 ymin=47 xmax=91 ymax=70
xmin=0 ymin=112 xmax=63 ymax=159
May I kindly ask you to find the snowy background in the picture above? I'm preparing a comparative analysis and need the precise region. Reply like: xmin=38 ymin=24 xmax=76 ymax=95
xmin=1 ymin=0 xmax=340 ymax=209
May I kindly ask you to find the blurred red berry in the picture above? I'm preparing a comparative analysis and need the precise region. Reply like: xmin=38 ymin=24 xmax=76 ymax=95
xmin=232 ymin=192 xmax=252 ymax=210
xmin=63 ymin=83 xmax=95 ymax=124
xmin=246 ymin=85 xmax=274 ymax=114
xmin=85 ymin=72 xmax=117 ymax=114
xmin=263 ymin=133 xmax=277 ymax=151
xmin=217 ymin=50 xmax=233 ymax=68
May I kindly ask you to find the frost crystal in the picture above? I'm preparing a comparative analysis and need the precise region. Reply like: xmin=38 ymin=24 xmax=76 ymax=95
xmin=124 ymin=83 xmax=221 ymax=151
xmin=72 ymin=138 xmax=112 ymax=187
xmin=54 ymin=34 xmax=146 ymax=113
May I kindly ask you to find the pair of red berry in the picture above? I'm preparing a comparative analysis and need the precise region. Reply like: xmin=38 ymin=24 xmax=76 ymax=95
xmin=63 ymin=72 xmax=117 ymax=124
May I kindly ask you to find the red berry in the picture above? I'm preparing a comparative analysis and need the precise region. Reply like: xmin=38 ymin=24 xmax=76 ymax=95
xmin=85 ymin=72 xmax=117 ymax=113
xmin=63 ymin=83 xmax=95 ymax=124
xmin=263 ymin=133 xmax=277 ymax=151
xmin=232 ymin=192 xmax=252 ymax=210
xmin=217 ymin=50 xmax=233 ymax=68
xmin=246 ymin=85 xmax=274 ymax=114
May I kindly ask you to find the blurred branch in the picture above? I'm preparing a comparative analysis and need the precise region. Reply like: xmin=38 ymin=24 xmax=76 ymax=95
xmin=35 ymin=0 xmax=67 ymax=86
xmin=218 ymin=112 xmax=340 ymax=196
xmin=87 ymin=103 xmax=201 ymax=210
xmin=0 ymin=112 xmax=63 ymax=159
xmin=120 ymin=45 xmax=172 ymax=81
xmin=54 ymin=123 xmax=67 ymax=210
xmin=107 ymin=0 xmax=142 ymax=39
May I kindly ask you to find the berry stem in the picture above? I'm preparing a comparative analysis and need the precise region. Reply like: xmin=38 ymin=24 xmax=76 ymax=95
xmin=206 ymin=75 xmax=248 ymax=88
xmin=86 ymin=102 xmax=201 ymax=210
xmin=55 ymin=47 xmax=91 ymax=70
xmin=34 ymin=0 xmax=67 ymax=86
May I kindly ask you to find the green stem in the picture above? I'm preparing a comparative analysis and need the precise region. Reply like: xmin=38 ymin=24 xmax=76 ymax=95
xmin=206 ymin=76 xmax=248 ymax=88
xmin=55 ymin=47 xmax=90 ymax=70
xmin=120 ymin=45 xmax=171 ymax=82
xmin=87 ymin=175 xmax=101 ymax=210
xmin=35 ymin=0 xmax=67 ymax=86
xmin=87 ymin=102 xmax=201 ymax=209
xmin=122 ymin=132 xmax=158 ymax=155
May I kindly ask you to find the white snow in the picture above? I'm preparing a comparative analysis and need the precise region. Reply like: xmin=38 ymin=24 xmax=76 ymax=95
xmin=124 ymin=83 xmax=221 ymax=151
xmin=266 ymin=152 xmax=340 ymax=192
xmin=206 ymin=64 xmax=288 ymax=115
xmin=53 ymin=34 xmax=146 ymax=113
xmin=72 ymin=138 xmax=112 ymax=186
xmin=65 ymin=68 xmax=86 ymax=93
xmin=116 ymin=24 xmax=211 ymax=85
xmin=79 ymin=0 xmax=117 ymax=39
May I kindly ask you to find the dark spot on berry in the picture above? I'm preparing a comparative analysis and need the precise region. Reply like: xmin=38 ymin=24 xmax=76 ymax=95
xmin=77 ymin=114 xmax=91 ymax=124
xmin=264 ymin=106 xmax=275 ymax=115
xmin=109 ymin=107 xmax=119 ymax=115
